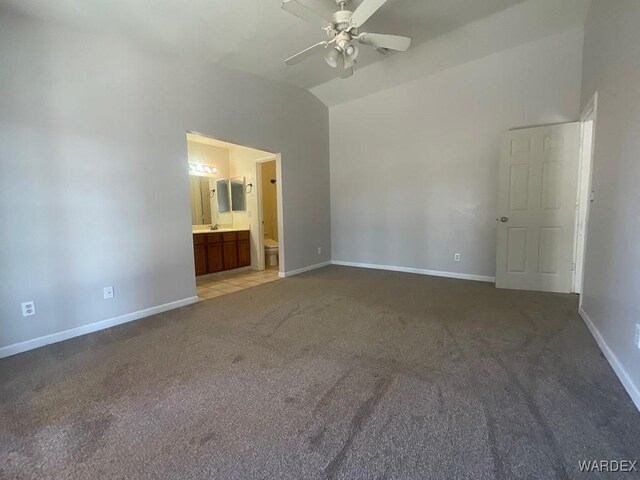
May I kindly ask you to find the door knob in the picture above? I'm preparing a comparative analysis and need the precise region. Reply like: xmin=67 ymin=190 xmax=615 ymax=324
xmin=500 ymin=216 xmax=509 ymax=223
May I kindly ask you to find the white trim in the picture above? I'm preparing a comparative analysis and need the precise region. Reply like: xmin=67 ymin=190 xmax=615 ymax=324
xmin=251 ymin=154 xmax=277 ymax=164
xmin=255 ymin=161 xmax=266 ymax=271
xmin=579 ymin=306 xmax=640 ymax=411
xmin=275 ymin=153 xmax=285 ymax=276
xmin=575 ymin=92 xmax=598 ymax=302
xmin=279 ymin=261 xmax=332 ymax=278
xmin=580 ymin=91 xmax=598 ymax=122
xmin=0 ymin=296 xmax=198 ymax=359
xmin=331 ymin=260 xmax=496 ymax=283
xmin=254 ymin=155 xmax=281 ymax=273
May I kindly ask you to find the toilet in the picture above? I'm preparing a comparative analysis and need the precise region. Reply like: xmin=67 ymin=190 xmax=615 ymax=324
xmin=264 ymin=239 xmax=279 ymax=267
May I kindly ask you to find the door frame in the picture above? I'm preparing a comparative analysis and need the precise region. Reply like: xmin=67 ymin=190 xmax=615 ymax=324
xmin=573 ymin=92 xmax=598 ymax=298
xmin=185 ymin=130 xmax=285 ymax=279
xmin=255 ymin=154 xmax=283 ymax=273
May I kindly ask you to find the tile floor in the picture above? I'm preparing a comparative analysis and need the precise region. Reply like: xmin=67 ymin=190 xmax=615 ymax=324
xmin=195 ymin=268 xmax=280 ymax=300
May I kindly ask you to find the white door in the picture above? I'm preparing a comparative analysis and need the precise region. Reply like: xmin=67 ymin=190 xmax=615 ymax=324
xmin=496 ymin=123 xmax=580 ymax=293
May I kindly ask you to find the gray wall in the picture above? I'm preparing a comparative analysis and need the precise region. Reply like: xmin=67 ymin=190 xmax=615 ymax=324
xmin=329 ymin=29 xmax=583 ymax=278
xmin=0 ymin=12 xmax=330 ymax=350
xmin=580 ymin=0 xmax=640 ymax=398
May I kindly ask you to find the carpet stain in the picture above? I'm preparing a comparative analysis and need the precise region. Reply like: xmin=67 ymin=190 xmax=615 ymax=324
xmin=308 ymin=427 xmax=326 ymax=449
xmin=70 ymin=414 xmax=114 ymax=463
xmin=494 ymin=356 xmax=570 ymax=480
xmin=264 ymin=304 xmax=316 ymax=338
xmin=313 ymin=367 xmax=354 ymax=414
xmin=190 ymin=430 xmax=217 ymax=447
xmin=483 ymin=403 xmax=505 ymax=480
xmin=323 ymin=375 xmax=394 ymax=479
xmin=231 ymin=354 xmax=245 ymax=364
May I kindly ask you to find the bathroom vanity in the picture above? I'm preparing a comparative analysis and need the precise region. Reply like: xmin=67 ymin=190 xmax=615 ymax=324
xmin=193 ymin=229 xmax=250 ymax=276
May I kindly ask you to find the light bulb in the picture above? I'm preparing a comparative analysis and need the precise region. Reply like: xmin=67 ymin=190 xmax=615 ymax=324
xmin=345 ymin=45 xmax=355 ymax=56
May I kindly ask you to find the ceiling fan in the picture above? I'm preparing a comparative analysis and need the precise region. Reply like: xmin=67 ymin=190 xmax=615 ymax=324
xmin=282 ymin=0 xmax=412 ymax=78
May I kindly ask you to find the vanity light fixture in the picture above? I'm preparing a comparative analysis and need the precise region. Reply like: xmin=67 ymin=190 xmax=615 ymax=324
xmin=189 ymin=163 xmax=218 ymax=175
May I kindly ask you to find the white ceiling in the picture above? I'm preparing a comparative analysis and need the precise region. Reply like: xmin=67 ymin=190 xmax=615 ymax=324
xmin=312 ymin=0 xmax=591 ymax=105
xmin=0 ymin=0 xmax=530 ymax=90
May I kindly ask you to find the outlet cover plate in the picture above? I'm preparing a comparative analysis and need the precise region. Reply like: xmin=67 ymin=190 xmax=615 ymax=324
xmin=103 ymin=286 xmax=114 ymax=299
xmin=22 ymin=301 xmax=36 ymax=317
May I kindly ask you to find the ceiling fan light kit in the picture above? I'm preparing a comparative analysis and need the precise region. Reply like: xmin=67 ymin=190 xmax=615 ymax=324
xmin=282 ymin=0 xmax=412 ymax=79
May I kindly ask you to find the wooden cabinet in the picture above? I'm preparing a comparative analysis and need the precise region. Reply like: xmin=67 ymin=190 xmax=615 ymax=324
xmin=238 ymin=231 xmax=250 ymax=267
xmin=193 ymin=230 xmax=250 ymax=276
xmin=238 ymin=240 xmax=250 ymax=267
xmin=193 ymin=234 xmax=207 ymax=276
xmin=207 ymin=243 xmax=223 ymax=272
xmin=205 ymin=233 xmax=223 ymax=273
xmin=223 ymin=241 xmax=238 ymax=270
xmin=194 ymin=244 xmax=207 ymax=276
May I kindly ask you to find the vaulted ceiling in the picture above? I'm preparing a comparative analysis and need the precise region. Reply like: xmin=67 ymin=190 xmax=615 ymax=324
xmin=1 ymin=0 xmax=591 ymax=106
xmin=1 ymin=0 xmax=530 ymax=89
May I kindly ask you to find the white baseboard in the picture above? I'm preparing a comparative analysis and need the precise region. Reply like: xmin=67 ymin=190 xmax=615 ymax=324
xmin=579 ymin=306 xmax=640 ymax=411
xmin=0 ymin=296 xmax=199 ymax=359
xmin=331 ymin=260 xmax=496 ymax=283
xmin=279 ymin=261 xmax=332 ymax=278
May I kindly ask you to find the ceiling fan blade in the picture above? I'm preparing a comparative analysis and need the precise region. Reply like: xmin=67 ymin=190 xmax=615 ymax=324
xmin=350 ymin=0 xmax=389 ymax=27
xmin=301 ymin=0 xmax=336 ymax=19
xmin=358 ymin=33 xmax=412 ymax=51
xmin=285 ymin=41 xmax=328 ymax=65
xmin=282 ymin=0 xmax=332 ymax=29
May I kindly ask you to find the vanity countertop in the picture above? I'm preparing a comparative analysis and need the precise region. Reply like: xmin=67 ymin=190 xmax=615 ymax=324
xmin=192 ymin=227 xmax=249 ymax=234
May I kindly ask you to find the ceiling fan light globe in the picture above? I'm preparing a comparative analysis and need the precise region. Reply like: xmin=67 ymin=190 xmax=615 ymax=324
xmin=324 ymin=47 xmax=341 ymax=68
xmin=346 ymin=42 xmax=359 ymax=58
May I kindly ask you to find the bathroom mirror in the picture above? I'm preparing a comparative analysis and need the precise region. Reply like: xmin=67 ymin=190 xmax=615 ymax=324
xmin=230 ymin=176 xmax=246 ymax=211
xmin=189 ymin=176 xmax=214 ymax=226
xmin=216 ymin=179 xmax=231 ymax=213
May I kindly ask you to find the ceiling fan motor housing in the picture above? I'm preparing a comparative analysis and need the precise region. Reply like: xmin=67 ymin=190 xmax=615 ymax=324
xmin=332 ymin=10 xmax=353 ymax=33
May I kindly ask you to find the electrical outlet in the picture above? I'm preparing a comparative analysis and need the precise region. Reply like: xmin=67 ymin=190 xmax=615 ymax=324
xmin=635 ymin=324 xmax=640 ymax=350
xmin=454 ymin=253 xmax=461 ymax=262
xmin=22 ymin=301 xmax=36 ymax=317
xmin=318 ymin=247 xmax=322 ymax=255
xmin=103 ymin=286 xmax=114 ymax=299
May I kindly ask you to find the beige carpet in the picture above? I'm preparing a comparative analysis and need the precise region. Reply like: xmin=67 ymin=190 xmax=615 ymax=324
xmin=1 ymin=265 xmax=638 ymax=479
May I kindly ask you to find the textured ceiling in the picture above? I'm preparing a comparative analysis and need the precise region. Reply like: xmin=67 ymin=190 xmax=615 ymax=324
xmin=0 ymin=0 xmax=529 ymax=90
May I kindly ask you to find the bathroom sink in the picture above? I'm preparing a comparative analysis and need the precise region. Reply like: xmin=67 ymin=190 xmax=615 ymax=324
xmin=192 ymin=227 xmax=247 ymax=234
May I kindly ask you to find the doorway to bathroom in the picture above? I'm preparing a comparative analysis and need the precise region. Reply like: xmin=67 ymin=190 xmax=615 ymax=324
xmin=256 ymin=158 xmax=282 ymax=272
xmin=185 ymin=132 xmax=283 ymax=301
